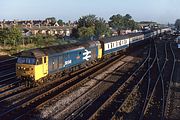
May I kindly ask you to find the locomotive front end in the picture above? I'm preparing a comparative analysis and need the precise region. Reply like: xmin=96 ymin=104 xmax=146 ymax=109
xmin=16 ymin=57 xmax=36 ymax=81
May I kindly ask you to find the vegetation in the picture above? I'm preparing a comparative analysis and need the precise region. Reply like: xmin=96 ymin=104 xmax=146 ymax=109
xmin=175 ymin=19 xmax=180 ymax=31
xmin=75 ymin=14 xmax=110 ymax=39
xmin=57 ymin=19 xmax=64 ymax=26
xmin=95 ymin=18 xmax=111 ymax=38
xmin=0 ymin=27 xmax=74 ymax=54
xmin=0 ymin=14 xmax=140 ymax=55
xmin=0 ymin=27 xmax=22 ymax=46
xmin=45 ymin=17 xmax=56 ymax=25
xmin=109 ymin=14 xmax=139 ymax=35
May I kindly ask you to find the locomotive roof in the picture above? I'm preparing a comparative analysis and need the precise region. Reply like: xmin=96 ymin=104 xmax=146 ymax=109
xmin=18 ymin=40 xmax=100 ymax=58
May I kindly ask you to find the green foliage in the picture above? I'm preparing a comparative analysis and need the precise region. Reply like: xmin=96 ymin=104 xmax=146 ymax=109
xmin=95 ymin=18 xmax=110 ymax=38
xmin=78 ymin=14 xmax=97 ymax=28
xmin=75 ymin=15 xmax=111 ymax=39
xmin=175 ymin=19 xmax=180 ymax=31
xmin=78 ymin=26 xmax=95 ymax=39
xmin=0 ymin=27 xmax=22 ymax=46
xmin=45 ymin=17 xmax=56 ymax=25
xmin=109 ymin=14 xmax=139 ymax=34
xmin=124 ymin=14 xmax=132 ymax=20
xmin=71 ymin=28 xmax=79 ymax=38
xmin=109 ymin=14 xmax=124 ymax=31
xmin=57 ymin=19 xmax=64 ymax=26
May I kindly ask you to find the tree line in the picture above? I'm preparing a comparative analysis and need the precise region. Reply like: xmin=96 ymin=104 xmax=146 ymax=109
xmin=71 ymin=14 xmax=139 ymax=39
xmin=0 ymin=14 xmax=140 ymax=47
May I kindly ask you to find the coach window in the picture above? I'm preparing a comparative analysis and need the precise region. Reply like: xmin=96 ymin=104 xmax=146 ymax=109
xmin=122 ymin=40 xmax=124 ymax=45
xmin=124 ymin=40 xmax=127 ymax=44
xmin=111 ymin=43 xmax=113 ymax=48
xmin=108 ymin=44 xmax=109 ymax=49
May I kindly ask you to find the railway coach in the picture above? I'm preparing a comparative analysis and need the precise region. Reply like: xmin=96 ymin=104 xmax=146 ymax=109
xmin=99 ymin=35 xmax=129 ymax=56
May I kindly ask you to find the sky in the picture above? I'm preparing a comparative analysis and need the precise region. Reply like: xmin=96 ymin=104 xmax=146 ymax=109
xmin=0 ymin=0 xmax=179 ymax=24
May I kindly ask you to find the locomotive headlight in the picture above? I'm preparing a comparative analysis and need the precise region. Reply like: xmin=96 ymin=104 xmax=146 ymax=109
xmin=23 ymin=67 xmax=26 ymax=70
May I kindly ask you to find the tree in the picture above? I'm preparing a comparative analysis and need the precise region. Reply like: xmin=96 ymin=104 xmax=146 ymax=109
xmin=109 ymin=14 xmax=124 ymax=34
xmin=124 ymin=14 xmax=132 ymax=20
xmin=10 ymin=27 xmax=22 ymax=46
xmin=175 ymin=19 xmax=180 ymax=31
xmin=57 ymin=19 xmax=64 ymax=26
xmin=78 ymin=14 xmax=97 ymax=28
xmin=78 ymin=26 xmax=95 ymax=39
xmin=45 ymin=17 xmax=56 ymax=25
xmin=109 ymin=14 xmax=139 ymax=34
xmin=71 ymin=28 xmax=79 ymax=38
xmin=0 ymin=27 xmax=22 ymax=46
xmin=95 ymin=18 xmax=110 ymax=38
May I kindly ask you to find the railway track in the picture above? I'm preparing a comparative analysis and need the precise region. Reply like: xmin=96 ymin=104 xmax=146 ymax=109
xmin=0 ymin=35 xmax=175 ymax=119
xmin=47 ymin=56 xmax=141 ymax=120
xmin=164 ymin=42 xmax=178 ymax=119
xmin=64 ymin=36 xmax=174 ymax=120
xmin=0 ymin=56 xmax=18 ymax=93
xmin=85 ymin=39 xmax=156 ymax=120
xmin=30 ymin=42 xmax=149 ymax=120
xmin=139 ymin=43 xmax=165 ymax=120
xmin=0 ymin=56 xmax=17 ymax=71
xmin=0 ymin=55 xmax=105 ymax=101
xmin=0 ymin=52 xmax=129 ymax=120
xmin=139 ymin=37 xmax=175 ymax=120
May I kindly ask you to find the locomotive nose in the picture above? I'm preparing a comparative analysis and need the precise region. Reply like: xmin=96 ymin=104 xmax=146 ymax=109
xmin=16 ymin=64 xmax=34 ymax=80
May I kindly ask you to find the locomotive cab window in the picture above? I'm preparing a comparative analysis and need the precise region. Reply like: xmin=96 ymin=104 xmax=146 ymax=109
xmin=36 ymin=58 xmax=42 ymax=65
xmin=17 ymin=57 xmax=36 ymax=65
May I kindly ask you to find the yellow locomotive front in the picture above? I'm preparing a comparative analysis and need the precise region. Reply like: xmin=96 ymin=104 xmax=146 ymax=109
xmin=16 ymin=50 xmax=48 ymax=83
xmin=16 ymin=57 xmax=36 ymax=81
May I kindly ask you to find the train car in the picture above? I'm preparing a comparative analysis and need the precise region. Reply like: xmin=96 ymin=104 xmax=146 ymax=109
xmin=143 ymin=30 xmax=153 ymax=39
xmin=100 ymin=35 xmax=129 ymax=56
xmin=128 ymin=32 xmax=145 ymax=48
xmin=16 ymin=40 xmax=102 ymax=83
xmin=161 ymin=27 xmax=171 ymax=33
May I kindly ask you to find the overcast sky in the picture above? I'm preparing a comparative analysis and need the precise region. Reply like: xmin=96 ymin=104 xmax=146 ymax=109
xmin=0 ymin=0 xmax=179 ymax=24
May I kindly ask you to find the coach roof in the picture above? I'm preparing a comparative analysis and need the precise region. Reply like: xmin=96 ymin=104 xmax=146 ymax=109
xmin=101 ymin=35 xmax=129 ymax=43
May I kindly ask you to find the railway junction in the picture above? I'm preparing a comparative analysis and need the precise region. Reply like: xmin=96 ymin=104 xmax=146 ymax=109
xmin=0 ymin=33 xmax=180 ymax=120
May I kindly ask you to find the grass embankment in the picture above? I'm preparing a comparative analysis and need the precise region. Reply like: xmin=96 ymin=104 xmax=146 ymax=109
xmin=0 ymin=39 xmax=77 ymax=56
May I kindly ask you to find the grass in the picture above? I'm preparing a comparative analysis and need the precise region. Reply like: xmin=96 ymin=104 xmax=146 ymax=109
xmin=0 ymin=39 xmax=78 ymax=56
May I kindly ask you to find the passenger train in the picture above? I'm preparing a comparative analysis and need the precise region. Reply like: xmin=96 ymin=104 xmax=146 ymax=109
xmin=16 ymin=28 xmax=170 ymax=85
